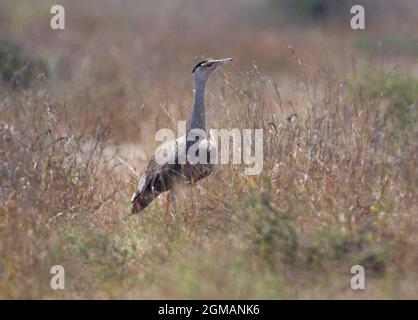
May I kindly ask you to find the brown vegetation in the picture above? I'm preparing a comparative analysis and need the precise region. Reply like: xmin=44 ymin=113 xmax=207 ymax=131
xmin=0 ymin=0 xmax=417 ymax=298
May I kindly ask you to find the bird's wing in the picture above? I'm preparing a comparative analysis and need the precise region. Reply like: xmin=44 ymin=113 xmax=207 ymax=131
xmin=131 ymin=137 xmax=183 ymax=212
xmin=184 ymin=137 xmax=218 ymax=183
xmin=131 ymin=135 xmax=217 ymax=213
xmin=130 ymin=155 xmax=156 ymax=203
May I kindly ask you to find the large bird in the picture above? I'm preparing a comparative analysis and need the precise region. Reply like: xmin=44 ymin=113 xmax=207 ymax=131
xmin=131 ymin=58 xmax=232 ymax=214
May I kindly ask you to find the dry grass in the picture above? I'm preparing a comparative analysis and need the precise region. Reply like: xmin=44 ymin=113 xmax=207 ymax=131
xmin=0 ymin=0 xmax=417 ymax=299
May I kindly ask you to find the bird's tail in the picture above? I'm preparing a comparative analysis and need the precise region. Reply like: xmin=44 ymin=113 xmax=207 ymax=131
xmin=130 ymin=190 xmax=157 ymax=214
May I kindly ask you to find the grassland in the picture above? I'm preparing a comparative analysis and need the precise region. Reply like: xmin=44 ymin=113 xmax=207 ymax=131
xmin=0 ymin=0 xmax=417 ymax=299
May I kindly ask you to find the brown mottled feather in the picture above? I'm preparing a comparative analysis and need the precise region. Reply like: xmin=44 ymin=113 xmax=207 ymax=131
xmin=131 ymin=136 xmax=216 ymax=214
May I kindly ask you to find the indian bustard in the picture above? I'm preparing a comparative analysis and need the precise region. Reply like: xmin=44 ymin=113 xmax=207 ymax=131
xmin=131 ymin=58 xmax=232 ymax=214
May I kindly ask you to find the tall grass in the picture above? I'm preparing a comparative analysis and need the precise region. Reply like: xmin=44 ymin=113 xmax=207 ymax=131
xmin=0 ymin=0 xmax=417 ymax=299
xmin=1 ymin=56 xmax=417 ymax=298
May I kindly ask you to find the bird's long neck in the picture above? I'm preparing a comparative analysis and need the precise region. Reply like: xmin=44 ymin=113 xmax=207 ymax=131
xmin=187 ymin=77 xmax=206 ymax=133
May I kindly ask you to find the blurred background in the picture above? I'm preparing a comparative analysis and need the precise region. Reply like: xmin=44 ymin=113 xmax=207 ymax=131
xmin=0 ymin=0 xmax=417 ymax=299
xmin=1 ymin=0 xmax=417 ymax=142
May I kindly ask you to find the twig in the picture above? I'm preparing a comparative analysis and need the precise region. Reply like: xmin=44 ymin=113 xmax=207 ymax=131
xmin=117 ymin=157 xmax=140 ymax=177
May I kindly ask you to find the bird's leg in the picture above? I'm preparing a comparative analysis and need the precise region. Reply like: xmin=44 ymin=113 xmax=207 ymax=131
xmin=190 ymin=177 xmax=196 ymax=187
xmin=164 ymin=193 xmax=170 ymax=216
xmin=167 ymin=190 xmax=177 ymax=220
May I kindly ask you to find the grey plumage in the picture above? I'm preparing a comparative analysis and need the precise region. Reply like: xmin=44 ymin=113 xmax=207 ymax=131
xmin=131 ymin=58 xmax=232 ymax=214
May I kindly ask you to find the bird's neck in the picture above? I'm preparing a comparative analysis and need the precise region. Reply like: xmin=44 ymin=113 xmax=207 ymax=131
xmin=187 ymin=78 xmax=206 ymax=133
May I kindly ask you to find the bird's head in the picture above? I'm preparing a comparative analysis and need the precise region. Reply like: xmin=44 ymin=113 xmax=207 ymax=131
xmin=192 ymin=58 xmax=232 ymax=82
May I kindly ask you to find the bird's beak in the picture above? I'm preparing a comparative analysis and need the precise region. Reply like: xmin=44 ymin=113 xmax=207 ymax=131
xmin=210 ymin=58 xmax=233 ymax=68
xmin=217 ymin=58 xmax=233 ymax=65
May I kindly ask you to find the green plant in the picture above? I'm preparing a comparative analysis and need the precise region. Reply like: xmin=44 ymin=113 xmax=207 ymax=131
xmin=0 ymin=39 xmax=47 ymax=87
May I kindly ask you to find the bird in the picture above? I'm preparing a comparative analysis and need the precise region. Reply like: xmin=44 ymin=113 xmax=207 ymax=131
xmin=131 ymin=58 xmax=233 ymax=214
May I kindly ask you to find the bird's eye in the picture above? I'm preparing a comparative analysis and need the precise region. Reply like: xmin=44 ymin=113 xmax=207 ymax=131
xmin=206 ymin=63 xmax=213 ymax=67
